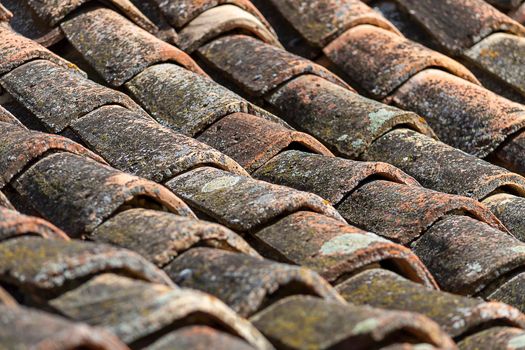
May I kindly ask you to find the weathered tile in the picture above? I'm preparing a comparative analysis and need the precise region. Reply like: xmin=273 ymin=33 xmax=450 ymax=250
xmin=267 ymin=74 xmax=433 ymax=158
xmin=50 ymin=273 xmax=272 ymax=349
xmin=166 ymin=167 xmax=345 ymax=232
xmin=61 ymin=7 xmax=204 ymax=86
xmin=198 ymin=113 xmax=332 ymax=173
xmin=0 ymin=59 xmax=144 ymax=132
xmin=0 ymin=237 xmax=173 ymax=299
xmin=393 ymin=0 xmax=525 ymax=54
xmin=0 ymin=207 xmax=68 ymax=240
xmin=126 ymin=63 xmax=283 ymax=137
xmin=254 ymin=150 xmax=417 ymax=204
xmin=0 ymin=304 xmax=129 ymax=349
xmin=91 ymin=208 xmax=259 ymax=267
xmin=165 ymin=247 xmax=343 ymax=317
xmin=198 ymin=34 xmax=350 ymax=96
xmin=323 ymin=24 xmax=478 ymax=99
xmin=337 ymin=269 xmax=525 ymax=338
xmin=178 ymin=4 xmax=280 ymax=53
xmin=391 ymin=69 xmax=525 ymax=158
xmin=253 ymin=211 xmax=437 ymax=287
xmin=71 ymin=105 xmax=248 ymax=181
xmin=13 ymin=152 xmax=194 ymax=237
xmin=250 ymin=296 xmax=455 ymax=350
xmin=412 ymin=215 xmax=525 ymax=296
xmin=338 ymin=180 xmax=506 ymax=244
xmin=0 ymin=121 xmax=105 ymax=189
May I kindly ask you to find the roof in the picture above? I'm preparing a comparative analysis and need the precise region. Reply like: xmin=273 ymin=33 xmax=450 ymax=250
xmin=1 ymin=0 xmax=525 ymax=349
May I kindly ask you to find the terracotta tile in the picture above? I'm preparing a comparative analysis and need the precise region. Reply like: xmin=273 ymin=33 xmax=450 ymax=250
xmin=197 ymin=34 xmax=350 ymax=96
xmin=13 ymin=152 xmax=194 ymax=237
xmin=0 ymin=207 xmax=68 ymax=240
xmin=365 ymin=129 xmax=525 ymax=200
xmin=165 ymin=166 xmax=345 ymax=232
xmin=0 ymin=59 xmax=143 ymax=132
xmin=323 ymin=24 xmax=478 ymax=99
xmin=198 ymin=113 xmax=333 ymax=173
xmin=0 ymin=121 xmax=105 ymax=190
xmin=338 ymin=180 xmax=506 ymax=244
xmin=0 ymin=25 xmax=71 ymax=75
xmin=393 ymin=0 xmax=525 ymax=54
xmin=267 ymin=74 xmax=433 ymax=158
xmin=178 ymin=4 xmax=280 ymax=53
xmin=391 ymin=69 xmax=525 ymax=158
xmin=165 ymin=247 xmax=343 ymax=317
xmin=250 ymin=296 xmax=455 ymax=350
xmin=50 ymin=273 xmax=272 ymax=348
xmin=338 ymin=269 xmax=525 ymax=338
xmin=149 ymin=0 xmax=272 ymax=30
xmin=412 ymin=215 xmax=525 ymax=296
xmin=71 ymin=105 xmax=248 ymax=181
xmin=458 ymin=327 xmax=525 ymax=350
xmin=125 ymin=63 xmax=284 ymax=137
xmin=146 ymin=326 xmax=256 ymax=350
xmin=0 ymin=236 xmax=173 ymax=299
xmin=91 ymin=208 xmax=259 ymax=267
xmin=0 ymin=304 xmax=129 ymax=349
xmin=263 ymin=0 xmax=400 ymax=48
xmin=60 ymin=7 xmax=205 ymax=86
xmin=26 ymin=0 xmax=157 ymax=32
xmin=254 ymin=150 xmax=417 ymax=205
xmin=253 ymin=211 xmax=437 ymax=287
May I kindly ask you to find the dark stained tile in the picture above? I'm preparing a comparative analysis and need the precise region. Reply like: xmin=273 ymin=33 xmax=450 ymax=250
xmin=60 ymin=7 xmax=204 ymax=86
xmin=197 ymin=34 xmax=350 ymax=96
xmin=13 ymin=152 xmax=194 ymax=237
xmin=91 ymin=208 xmax=258 ymax=267
xmin=0 ymin=304 xmax=129 ymax=349
xmin=250 ymin=296 xmax=455 ymax=350
xmin=165 ymin=247 xmax=343 ymax=317
xmin=337 ymin=269 xmax=525 ymax=338
xmin=50 ymin=273 xmax=272 ymax=348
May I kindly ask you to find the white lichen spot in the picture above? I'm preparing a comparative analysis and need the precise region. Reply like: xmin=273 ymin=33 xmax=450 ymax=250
xmin=368 ymin=108 xmax=399 ymax=134
xmin=465 ymin=262 xmax=483 ymax=277
xmin=337 ymin=134 xmax=349 ymax=142
xmin=319 ymin=233 xmax=384 ymax=256
xmin=511 ymin=246 xmax=525 ymax=254
xmin=413 ymin=345 xmax=435 ymax=350
xmin=509 ymin=334 xmax=525 ymax=349
xmin=352 ymin=139 xmax=365 ymax=150
xmin=352 ymin=318 xmax=379 ymax=334
xmin=201 ymin=176 xmax=240 ymax=193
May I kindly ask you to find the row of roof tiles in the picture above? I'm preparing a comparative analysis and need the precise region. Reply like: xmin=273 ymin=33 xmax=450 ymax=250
xmin=2 ymin=0 xmax=525 ymax=349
